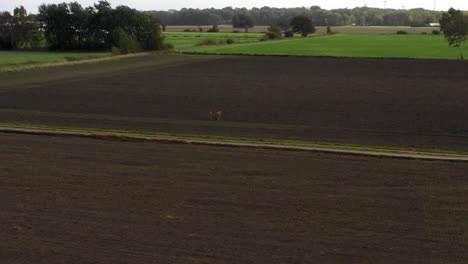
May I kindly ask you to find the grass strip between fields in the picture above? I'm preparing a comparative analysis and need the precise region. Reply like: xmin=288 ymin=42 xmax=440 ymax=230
xmin=0 ymin=52 xmax=152 ymax=73
xmin=2 ymin=122 xmax=468 ymax=161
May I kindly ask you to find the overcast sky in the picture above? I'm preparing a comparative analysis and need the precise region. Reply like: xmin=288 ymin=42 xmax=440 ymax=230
xmin=1 ymin=0 xmax=467 ymax=13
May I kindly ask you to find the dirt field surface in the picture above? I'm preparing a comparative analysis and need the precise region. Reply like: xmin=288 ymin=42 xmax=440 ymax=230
xmin=1 ymin=54 xmax=468 ymax=152
xmin=1 ymin=133 xmax=467 ymax=264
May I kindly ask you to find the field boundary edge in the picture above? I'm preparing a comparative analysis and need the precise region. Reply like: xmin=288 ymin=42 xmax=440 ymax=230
xmin=1 ymin=126 xmax=468 ymax=162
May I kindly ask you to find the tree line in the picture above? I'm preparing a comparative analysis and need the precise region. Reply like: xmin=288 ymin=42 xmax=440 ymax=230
xmin=149 ymin=6 xmax=445 ymax=27
xmin=0 ymin=7 xmax=43 ymax=49
xmin=0 ymin=1 xmax=164 ymax=52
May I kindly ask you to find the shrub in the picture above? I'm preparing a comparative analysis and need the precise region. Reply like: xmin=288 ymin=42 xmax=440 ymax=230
xmin=263 ymin=31 xmax=281 ymax=40
xmin=432 ymin=30 xmax=440 ymax=35
xmin=143 ymin=24 xmax=165 ymax=51
xmin=232 ymin=30 xmax=241 ymax=33
xmin=162 ymin=43 xmax=174 ymax=50
xmin=396 ymin=30 xmax=408 ymax=34
xmin=284 ymin=30 xmax=294 ymax=38
xmin=268 ymin=25 xmax=282 ymax=33
xmin=26 ymin=32 xmax=46 ymax=49
xmin=114 ymin=29 xmax=141 ymax=54
xmin=183 ymin=29 xmax=195 ymax=32
xmin=421 ymin=32 xmax=428 ymax=35
xmin=226 ymin=39 xmax=235 ymax=44
xmin=207 ymin=25 xmax=220 ymax=32
xmin=326 ymin=26 xmax=333 ymax=34
xmin=266 ymin=32 xmax=277 ymax=39
xmin=262 ymin=26 xmax=283 ymax=40
xmin=112 ymin=46 xmax=121 ymax=55
xmin=198 ymin=26 xmax=203 ymax=32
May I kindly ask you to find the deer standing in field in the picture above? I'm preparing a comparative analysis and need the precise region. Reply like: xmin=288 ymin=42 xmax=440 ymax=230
xmin=208 ymin=111 xmax=224 ymax=121
xmin=216 ymin=111 xmax=223 ymax=121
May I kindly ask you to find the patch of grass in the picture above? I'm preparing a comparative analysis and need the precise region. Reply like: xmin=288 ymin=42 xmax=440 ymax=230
xmin=164 ymin=32 xmax=264 ymax=49
xmin=184 ymin=34 xmax=467 ymax=60
xmin=0 ymin=53 xmax=213 ymax=76
xmin=0 ymin=51 xmax=111 ymax=66
xmin=2 ymin=121 xmax=468 ymax=159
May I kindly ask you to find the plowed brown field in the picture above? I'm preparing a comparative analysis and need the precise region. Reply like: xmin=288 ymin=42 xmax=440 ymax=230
xmin=1 ymin=54 xmax=468 ymax=152
xmin=1 ymin=133 xmax=467 ymax=263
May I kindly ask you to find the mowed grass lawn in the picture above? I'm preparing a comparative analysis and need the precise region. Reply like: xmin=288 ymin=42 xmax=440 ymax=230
xmin=164 ymin=32 xmax=264 ymax=49
xmin=0 ymin=51 xmax=111 ymax=66
xmin=184 ymin=34 xmax=466 ymax=59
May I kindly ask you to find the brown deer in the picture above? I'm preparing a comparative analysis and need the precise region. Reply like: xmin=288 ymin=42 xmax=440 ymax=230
xmin=215 ymin=111 xmax=224 ymax=121
xmin=208 ymin=111 xmax=216 ymax=120
xmin=208 ymin=111 xmax=224 ymax=121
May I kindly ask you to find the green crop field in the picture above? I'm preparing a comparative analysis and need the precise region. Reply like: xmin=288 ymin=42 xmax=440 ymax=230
xmin=184 ymin=34 xmax=466 ymax=60
xmin=0 ymin=51 xmax=111 ymax=67
xmin=164 ymin=32 xmax=264 ymax=49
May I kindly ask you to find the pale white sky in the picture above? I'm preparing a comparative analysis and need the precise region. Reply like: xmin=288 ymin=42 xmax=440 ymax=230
xmin=1 ymin=0 xmax=467 ymax=13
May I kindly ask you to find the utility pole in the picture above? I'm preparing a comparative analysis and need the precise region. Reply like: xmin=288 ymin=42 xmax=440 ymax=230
xmin=383 ymin=0 xmax=387 ymax=9
xmin=433 ymin=0 xmax=436 ymax=11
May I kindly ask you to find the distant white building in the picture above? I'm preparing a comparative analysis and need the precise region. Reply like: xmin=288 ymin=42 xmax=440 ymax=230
xmin=429 ymin=23 xmax=440 ymax=27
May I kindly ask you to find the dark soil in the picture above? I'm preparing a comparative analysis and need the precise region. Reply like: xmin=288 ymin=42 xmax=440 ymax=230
xmin=1 ymin=133 xmax=467 ymax=264
xmin=1 ymin=55 xmax=468 ymax=151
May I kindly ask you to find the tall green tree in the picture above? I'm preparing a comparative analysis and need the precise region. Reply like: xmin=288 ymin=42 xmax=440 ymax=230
xmin=0 ymin=6 xmax=42 ymax=49
xmin=89 ymin=1 xmax=113 ymax=50
xmin=68 ymin=2 xmax=91 ymax=49
xmin=0 ymin=11 xmax=13 ymax=49
xmin=38 ymin=3 xmax=74 ymax=50
xmin=440 ymin=8 xmax=468 ymax=60
xmin=232 ymin=14 xmax=254 ymax=32
xmin=290 ymin=15 xmax=315 ymax=37
xmin=10 ymin=6 xmax=28 ymax=48
xmin=14 ymin=6 xmax=28 ymax=25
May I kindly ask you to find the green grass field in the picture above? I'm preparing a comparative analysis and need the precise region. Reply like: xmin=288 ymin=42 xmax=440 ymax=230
xmin=0 ymin=51 xmax=111 ymax=66
xmin=184 ymin=34 xmax=466 ymax=59
xmin=164 ymin=32 xmax=264 ymax=49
